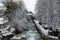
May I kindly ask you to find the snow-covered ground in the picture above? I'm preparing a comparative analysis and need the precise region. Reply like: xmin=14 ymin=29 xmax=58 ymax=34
xmin=11 ymin=30 xmax=40 ymax=40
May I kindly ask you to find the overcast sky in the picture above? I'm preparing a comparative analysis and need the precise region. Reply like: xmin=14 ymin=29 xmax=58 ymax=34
xmin=23 ymin=0 xmax=37 ymax=13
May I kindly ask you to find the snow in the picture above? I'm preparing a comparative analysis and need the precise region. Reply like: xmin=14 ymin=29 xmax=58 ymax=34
xmin=49 ymin=36 xmax=59 ymax=39
xmin=0 ymin=0 xmax=6 ymax=3
xmin=34 ymin=20 xmax=49 ymax=36
xmin=0 ymin=3 xmax=6 ymax=10
xmin=0 ymin=17 xmax=8 ymax=24
xmin=0 ymin=25 xmax=15 ymax=36
xmin=23 ymin=0 xmax=37 ymax=13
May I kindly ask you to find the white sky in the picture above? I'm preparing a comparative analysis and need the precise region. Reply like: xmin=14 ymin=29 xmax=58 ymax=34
xmin=23 ymin=0 xmax=37 ymax=13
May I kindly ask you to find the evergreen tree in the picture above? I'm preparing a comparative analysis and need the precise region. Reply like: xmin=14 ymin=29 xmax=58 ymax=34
xmin=7 ymin=0 xmax=35 ymax=32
